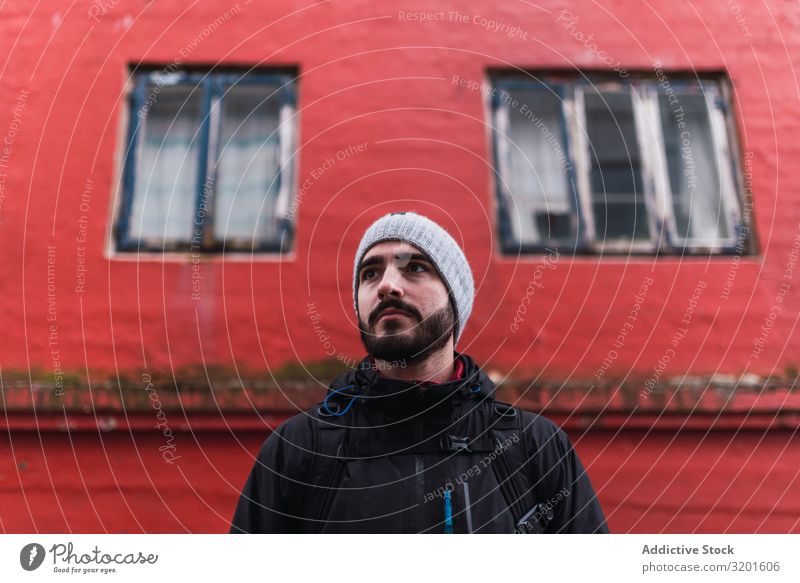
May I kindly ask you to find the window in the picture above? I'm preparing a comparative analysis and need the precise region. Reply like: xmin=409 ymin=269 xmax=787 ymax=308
xmin=490 ymin=73 xmax=748 ymax=255
xmin=116 ymin=68 xmax=298 ymax=252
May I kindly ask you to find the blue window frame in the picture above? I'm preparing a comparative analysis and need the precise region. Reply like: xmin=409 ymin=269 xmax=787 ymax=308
xmin=116 ymin=68 xmax=298 ymax=253
xmin=490 ymin=73 xmax=750 ymax=256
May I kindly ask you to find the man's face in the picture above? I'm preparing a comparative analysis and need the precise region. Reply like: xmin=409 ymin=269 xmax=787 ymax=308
xmin=357 ymin=241 xmax=456 ymax=364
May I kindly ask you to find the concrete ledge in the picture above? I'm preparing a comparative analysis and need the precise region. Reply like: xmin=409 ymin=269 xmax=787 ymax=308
xmin=1 ymin=379 xmax=798 ymax=431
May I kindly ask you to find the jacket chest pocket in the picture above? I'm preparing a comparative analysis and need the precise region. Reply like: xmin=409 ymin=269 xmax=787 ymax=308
xmin=427 ymin=458 xmax=517 ymax=534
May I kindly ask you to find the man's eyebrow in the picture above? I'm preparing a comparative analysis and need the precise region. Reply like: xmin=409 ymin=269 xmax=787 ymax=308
xmin=359 ymin=253 xmax=432 ymax=272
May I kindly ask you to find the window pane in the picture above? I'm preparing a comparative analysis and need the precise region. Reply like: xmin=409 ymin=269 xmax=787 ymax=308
xmin=214 ymin=84 xmax=282 ymax=245
xmin=129 ymin=85 xmax=201 ymax=244
xmin=659 ymin=90 xmax=730 ymax=244
xmin=584 ymin=90 xmax=649 ymax=241
xmin=502 ymin=88 xmax=575 ymax=245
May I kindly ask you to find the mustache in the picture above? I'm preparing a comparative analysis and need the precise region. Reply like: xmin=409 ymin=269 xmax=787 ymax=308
xmin=369 ymin=299 xmax=420 ymax=327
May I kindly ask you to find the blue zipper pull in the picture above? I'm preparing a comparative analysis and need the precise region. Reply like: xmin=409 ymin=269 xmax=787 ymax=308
xmin=444 ymin=489 xmax=454 ymax=534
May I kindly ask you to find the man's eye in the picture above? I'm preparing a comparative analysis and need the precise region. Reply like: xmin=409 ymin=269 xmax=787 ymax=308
xmin=361 ymin=268 xmax=376 ymax=280
xmin=407 ymin=263 xmax=427 ymax=273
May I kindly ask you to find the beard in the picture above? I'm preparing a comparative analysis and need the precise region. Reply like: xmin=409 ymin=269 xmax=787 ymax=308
xmin=359 ymin=300 xmax=456 ymax=365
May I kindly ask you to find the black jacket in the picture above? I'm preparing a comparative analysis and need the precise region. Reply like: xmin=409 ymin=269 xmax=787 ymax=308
xmin=230 ymin=352 xmax=608 ymax=533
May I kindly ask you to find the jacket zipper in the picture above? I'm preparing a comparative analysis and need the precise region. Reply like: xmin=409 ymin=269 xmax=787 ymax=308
xmin=443 ymin=489 xmax=454 ymax=533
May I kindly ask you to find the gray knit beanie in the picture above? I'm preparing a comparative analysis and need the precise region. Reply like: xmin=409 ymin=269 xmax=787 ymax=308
xmin=353 ymin=212 xmax=474 ymax=345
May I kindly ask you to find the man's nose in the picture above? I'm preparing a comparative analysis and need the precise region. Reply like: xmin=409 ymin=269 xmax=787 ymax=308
xmin=377 ymin=267 xmax=404 ymax=300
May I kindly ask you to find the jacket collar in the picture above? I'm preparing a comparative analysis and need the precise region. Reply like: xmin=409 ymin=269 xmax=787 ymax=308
xmin=367 ymin=354 xmax=465 ymax=384
xmin=326 ymin=351 xmax=496 ymax=408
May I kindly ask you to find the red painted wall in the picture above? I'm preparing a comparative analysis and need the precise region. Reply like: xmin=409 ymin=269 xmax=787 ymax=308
xmin=2 ymin=426 xmax=797 ymax=533
xmin=0 ymin=0 xmax=798 ymax=533
xmin=0 ymin=0 xmax=797 ymax=379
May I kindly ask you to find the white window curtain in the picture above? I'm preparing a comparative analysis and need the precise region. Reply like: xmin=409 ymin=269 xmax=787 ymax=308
xmin=213 ymin=85 xmax=282 ymax=246
xmin=129 ymin=85 xmax=201 ymax=244
xmin=501 ymin=89 xmax=572 ymax=245
xmin=659 ymin=91 xmax=729 ymax=244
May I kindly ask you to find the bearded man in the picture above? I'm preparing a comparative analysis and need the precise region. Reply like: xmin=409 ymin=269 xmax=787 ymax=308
xmin=230 ymin=211 xmax=608 ymax=533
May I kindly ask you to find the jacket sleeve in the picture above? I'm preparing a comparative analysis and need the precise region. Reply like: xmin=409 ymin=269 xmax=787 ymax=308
xmin=229 ymin=417 xmax=309 ymax=534
xmin=525 ymin=414 xmax=609 ymax=534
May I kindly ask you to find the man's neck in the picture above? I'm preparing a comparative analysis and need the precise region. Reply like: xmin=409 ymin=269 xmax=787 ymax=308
xmin=372 ymin=342 xmax=455 ymax=384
